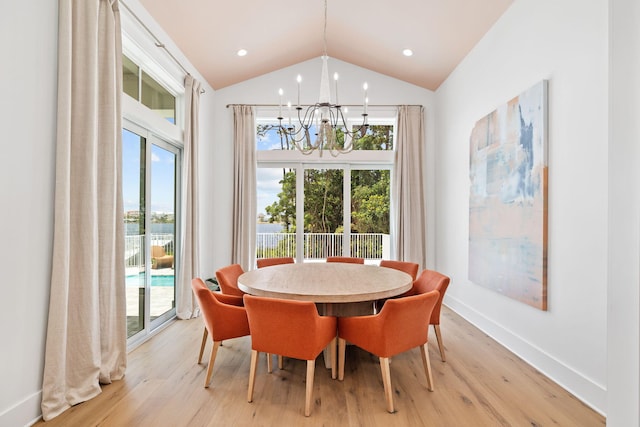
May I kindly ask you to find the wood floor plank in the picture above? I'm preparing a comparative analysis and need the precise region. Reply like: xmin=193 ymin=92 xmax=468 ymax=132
xmin=34 ymin=307 xmax=605 ymax=426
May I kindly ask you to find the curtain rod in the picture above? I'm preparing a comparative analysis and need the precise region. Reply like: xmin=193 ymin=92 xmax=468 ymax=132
xmin=120 ymin=0 xmax=205 ymax=94
xmin=225 ymin=103 xmax=422 ymax=108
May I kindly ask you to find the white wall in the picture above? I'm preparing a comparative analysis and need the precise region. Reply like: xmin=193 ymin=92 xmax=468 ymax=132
xmin=0 ymin=2 xmax=58 ymax=426
xmin=205 ymin=58 xmax=436 ymax=278
xmin=435 ymin=0 xmax=608 ymax=415
xmin=607 ymin=0 xmax=640 ymax=425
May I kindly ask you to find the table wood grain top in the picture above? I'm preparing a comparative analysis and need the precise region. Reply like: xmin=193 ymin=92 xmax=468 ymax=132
xmin=237 ymin=263 xmax=412 ymax=303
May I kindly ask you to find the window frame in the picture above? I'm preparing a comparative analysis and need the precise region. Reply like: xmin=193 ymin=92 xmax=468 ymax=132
xmin=256 ymin=107 xmax=396 ymax=263
xmin=256 ymin=106 xmax=396 ymax=164
xmin=121 ymin=6 xmax=186 ymax=350
xmin=122 ymin=121 xmax=183 ymax=348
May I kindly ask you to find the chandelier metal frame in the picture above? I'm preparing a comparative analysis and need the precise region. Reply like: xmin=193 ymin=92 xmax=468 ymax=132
xmin=275 ymin=0 xmax=369 ymax=157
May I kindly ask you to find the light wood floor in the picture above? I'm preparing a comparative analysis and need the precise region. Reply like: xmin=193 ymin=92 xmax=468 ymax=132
xmin=35 ymin=307 xmax=605 ymax=426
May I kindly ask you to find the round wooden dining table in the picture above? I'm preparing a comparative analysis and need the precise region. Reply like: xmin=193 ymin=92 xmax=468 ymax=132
xmin=237 ymin=262 xmax=413 ymax=317
xmin=239 ymin=262 xmax=413 ymax=369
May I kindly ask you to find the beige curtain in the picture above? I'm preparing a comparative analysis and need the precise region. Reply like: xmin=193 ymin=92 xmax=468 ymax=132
xmin=392 ymin=105 xmax=427 ymax=270
xmin=232 ymin=106 xmax=257 ymax=271
xmin=176 ymin=75 xmax=202 ymax=318
xmin=41 ymin=0 xmax=126 ymax=421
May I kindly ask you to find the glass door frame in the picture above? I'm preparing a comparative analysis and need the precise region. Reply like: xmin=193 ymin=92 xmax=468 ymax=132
xmin=124 ymin=119 xmax=182 ymax=349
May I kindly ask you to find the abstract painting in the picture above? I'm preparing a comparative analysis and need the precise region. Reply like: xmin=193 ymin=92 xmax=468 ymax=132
xmin=468 ymin=80 xmax=548 ymax=310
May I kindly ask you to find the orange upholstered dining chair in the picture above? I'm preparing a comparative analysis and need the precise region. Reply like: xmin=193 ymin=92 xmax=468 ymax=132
xmin=374 ymin=260 xmax=420 ymax=313
xmin=337 ymin=290 xmax=440 ymax=413
xmin=192 ymin=278 xmax=244 ymax=365
xmin=408 ymin=269 xmax=451 ymax=362
xmin=255 ymin=257 xmax=294 ymax=369
xmin=215 ymin=263 xmax=245 ymax=297
xmin=243 ymin=295 xmax=337 ymax=417
xmin=191 ymin=278 xmax=250 ymax=388
xmin=256 ymin=257 xmax=294 ymax=268
xmin=326 ymin=256 xmax=364 ymax=264
xmin=379 ymin=260 xmax=419 ymax=281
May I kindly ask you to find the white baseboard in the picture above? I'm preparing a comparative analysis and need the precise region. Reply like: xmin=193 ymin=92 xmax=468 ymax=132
xmin=445 ymin=295 xmax=606 ymax=417
xmin=0 ymin=390 xmax=42 ymax=427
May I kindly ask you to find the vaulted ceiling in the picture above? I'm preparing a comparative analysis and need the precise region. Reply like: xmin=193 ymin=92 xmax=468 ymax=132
xmin=138 ymin=0 xmax=513 ymax=91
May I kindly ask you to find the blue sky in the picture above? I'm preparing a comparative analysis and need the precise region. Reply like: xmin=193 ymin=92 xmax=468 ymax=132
xmin=122 ymin=129 xmax=176 ymax=214
xmin=257 ymin=167 xmax=286 ymax=216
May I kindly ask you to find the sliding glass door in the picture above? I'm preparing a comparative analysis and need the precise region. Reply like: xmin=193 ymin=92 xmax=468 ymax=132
xmin=123 ymin=124 xmax=179 ymax=343
xmin=257 ymin=163 xmax=390 ymax=263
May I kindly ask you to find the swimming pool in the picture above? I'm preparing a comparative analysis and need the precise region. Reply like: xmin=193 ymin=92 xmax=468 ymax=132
xmin=126 ymin=273 xmax=175 ymax=287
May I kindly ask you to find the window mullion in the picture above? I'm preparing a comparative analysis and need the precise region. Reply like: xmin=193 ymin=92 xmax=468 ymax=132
xmin=343 ymin=166 xmax=351 ymax=257
xmin=295 ymin=164 xmax=304 ymax=262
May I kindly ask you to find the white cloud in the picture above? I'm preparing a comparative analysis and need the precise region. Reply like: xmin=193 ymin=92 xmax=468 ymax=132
xmin=256 ymin=168 xmax=289 ymax=214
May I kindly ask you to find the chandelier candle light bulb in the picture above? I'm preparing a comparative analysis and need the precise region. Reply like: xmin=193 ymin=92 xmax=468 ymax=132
xmin=363 ymin=82 xmax=368 ymax=114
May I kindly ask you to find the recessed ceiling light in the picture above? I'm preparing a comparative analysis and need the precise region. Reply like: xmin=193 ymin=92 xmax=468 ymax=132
xmin=402 ymin=48 xmax=413 ymax=57
xmin=237 ymin=49 xmax=248 ymax=57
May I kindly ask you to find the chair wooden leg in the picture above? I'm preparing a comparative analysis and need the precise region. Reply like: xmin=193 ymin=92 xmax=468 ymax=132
xmin=266 ymin=353 xmax=273 ymax=373
xmin=198 ymin=327 xmax=208 ymax=364
xmin=278 ymin=355 xmax=283 ymax=370
xmin=434 ymin=324 xmax=446 ymax=362
xmin=305 ymin=359 xmax=315 ymax=417
xmin=248 ymin=350 xmax=259 ymax=402
xmin=420 ymin=343 xmax=434 ymax=391
xmin=379 ymin=357 xmax=394 ymax=413
xmin=338 ymin=338 xmax=347 ymax=381
xmin=330 ymin=337 xmax=337 ymax=380
xmin=204 ymin=341 xmax=221 ymax=388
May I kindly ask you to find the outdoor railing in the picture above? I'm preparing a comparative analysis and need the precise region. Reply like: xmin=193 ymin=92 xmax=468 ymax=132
xmin=125 ymin=234 xmax=175 ymax=268
xmin=125 ymin=232 xmax=390 ymax=268
xmin=256 ymin=232 xmax=390 ymax=261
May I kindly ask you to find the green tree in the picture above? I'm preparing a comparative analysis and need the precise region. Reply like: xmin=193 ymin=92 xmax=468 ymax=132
xmin=352 ymin=124 xmax=394 ymax=150
xmin=263 ymin=125 xmax=392 ymax=236
xmin=303 ymin=168 xmax=343 ymax=233
xmin=351 ymin=170 xmax=390 ymax=233
xmin=265 ymin=169 xmax=296 ymax=232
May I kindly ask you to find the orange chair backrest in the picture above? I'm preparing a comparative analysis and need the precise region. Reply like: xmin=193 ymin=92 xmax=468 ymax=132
xmin=191 ymin=278 xmax=250 ymax=341
xmin=215 ymin=264 xmax=245 ymax=296
xmin=351 ymin=290 xmax=439 ymax=358
xmin=379 ymin=260 xmax=419 ymax=281
xmin=326 ymin=256 xmax=364 ymax=264
xmin=411 ymin=269 xmax=450 ymax=325
xmin=256 ymin=257 xmax=295 ymax=268
xmin=243 ymin=294 xmax=337 ymax=361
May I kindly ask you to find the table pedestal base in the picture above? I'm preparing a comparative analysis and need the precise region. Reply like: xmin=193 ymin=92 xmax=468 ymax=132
xmin=318 ymin=301 xmax=376 ymax=369
xmin=317 ymin=301 xmax=376 ymax=317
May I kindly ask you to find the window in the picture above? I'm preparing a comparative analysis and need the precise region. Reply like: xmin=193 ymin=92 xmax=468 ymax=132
xmin=123 ymin=54 xmax=177 ymax=124
xmin=121 ymin=32 xmax=184 ymax=347
xmin=123 ymin=123 xmax=180 ymax=341
xmin=257 ymin=167 xmax=296 ymax=259
xmin=256 ymin=108 xmax=394 ymax=264
xmin=256 ymin=118 xmax=393 ymax=152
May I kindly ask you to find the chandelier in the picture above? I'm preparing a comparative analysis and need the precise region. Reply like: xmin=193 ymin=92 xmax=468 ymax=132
xmin=275 ymin=0 xmax=369 ymax=157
